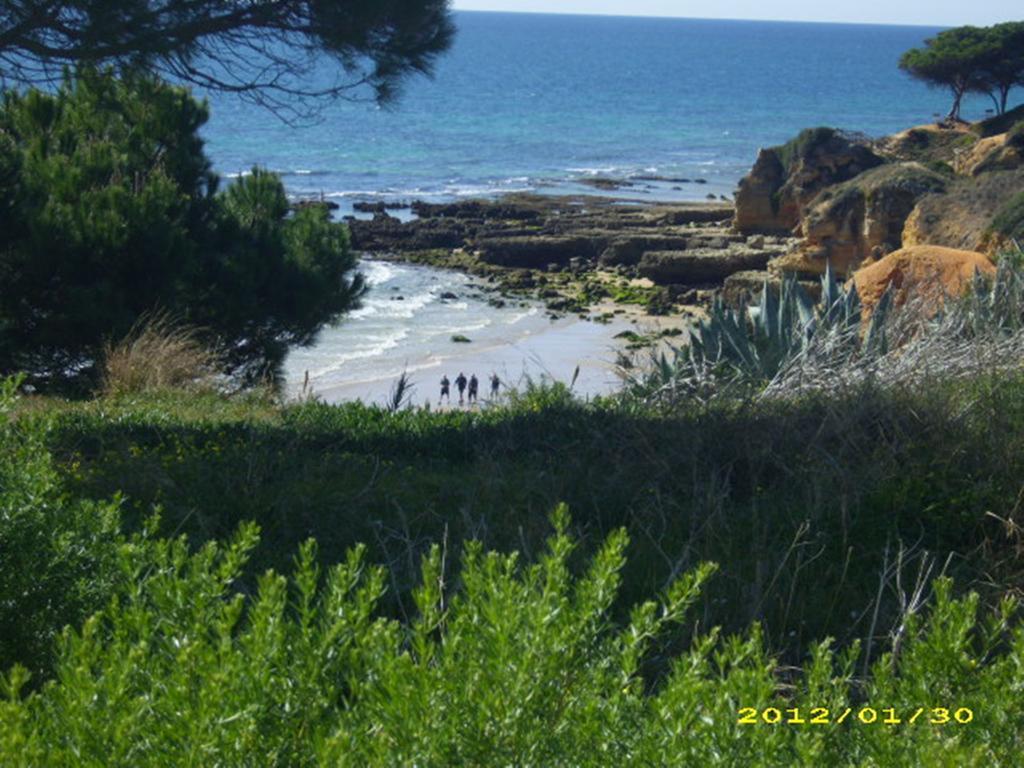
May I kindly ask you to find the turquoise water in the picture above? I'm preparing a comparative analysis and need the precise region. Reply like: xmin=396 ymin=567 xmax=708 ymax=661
xmin=200 ymin=12 xmax=999 ymax=210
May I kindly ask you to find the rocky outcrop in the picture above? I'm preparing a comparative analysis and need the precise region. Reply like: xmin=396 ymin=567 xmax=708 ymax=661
xmin=902 ymin=168 xmax=1024 ymax=256
xmin=599 ymin=236 xmax=694 ymax=267
xmin=773 ymin=163 xmax=948 ymax=278
xmin=477 ymin=235 xmax=606 ymax=268
xmin=348 ymin=213 xmax=469 ymax=252
xmin=352 ymin=200 xmax=410 ymax=213
xmin=953 ymin=126 xmax=1024 ymax=176
xmin=872 ymin=124 xmax=976 ymax=169
xmin=734 ymin=128 xmax=884 ymax=235
xmin=734 ymin=149 xmax=789 ymax=234
xmin=851 ymin=245 xmax=994 ymax=316
xmin=721 ymin=270 xmax=822 ymax=307
xmin=643 ymin=205 xmax=734 ymax=226
xmin=291 ymin=199 xmax=340 ymax=212
xmin=638 ymin=246 xmax=780 ymax=285
xmin=347 ymin=195 xmax=736 ymax=257
xmin=410 ymin=199 xmax=543 ymax=221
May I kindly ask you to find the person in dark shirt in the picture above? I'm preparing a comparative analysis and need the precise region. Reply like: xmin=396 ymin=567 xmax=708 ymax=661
xmin=489 ymin=373 xmax=500 ymax=398
xmin=468 ymin=374 xmax=479 ymax=403
xmin=440 ymin=375 xmax=450 ymax=404
xmin=455 ymin=372 xmax=468 ymax=404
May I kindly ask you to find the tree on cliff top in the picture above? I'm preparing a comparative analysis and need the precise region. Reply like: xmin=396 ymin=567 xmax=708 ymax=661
xmin=0 ymin=0 xmax=455 ymax=119
xmin=974 ymin=22 xmax=1024 ymax=116
xmin=900 ymin=23 xmax=1024 ymax=120
xmin=899 ymin=26 xmax=991 ymax=121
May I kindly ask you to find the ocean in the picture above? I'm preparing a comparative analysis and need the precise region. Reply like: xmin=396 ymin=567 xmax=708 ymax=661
xmin=200 ymin=12 xmax=989 ymax=211
xmin=196 ymin=12 xmax=999 ymax=402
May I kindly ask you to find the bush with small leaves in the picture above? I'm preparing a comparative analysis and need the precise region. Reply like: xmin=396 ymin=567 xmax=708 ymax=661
xmin=1 ymin=502 xmax=1021 ymax=765
xmin=0 ymin=376 xmax=126 ymax=680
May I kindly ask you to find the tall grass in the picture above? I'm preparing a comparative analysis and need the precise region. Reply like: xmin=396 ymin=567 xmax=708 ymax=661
xmin=100 ymin=314 xmax=219 ymax=397
xmin=30 ymin=370 xmax=1024 ymax=671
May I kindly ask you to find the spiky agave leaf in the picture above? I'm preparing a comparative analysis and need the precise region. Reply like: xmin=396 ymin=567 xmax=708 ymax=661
xmin=821 ymin=260 xmax=841 ymax=321
xmin=864 ymin=285 xmax=894 ymax=357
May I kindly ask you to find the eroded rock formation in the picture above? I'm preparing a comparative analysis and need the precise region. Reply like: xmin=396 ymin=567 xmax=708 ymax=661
xmin=734 ymin=128 xmax=884 ymax=235
xmin=852 ymin=245 xmax=995 ymax=316
xmin=769 ymin=163 xmax=948 ymax=278
xmin=902 ymin=169 xmax=1024 ymax=256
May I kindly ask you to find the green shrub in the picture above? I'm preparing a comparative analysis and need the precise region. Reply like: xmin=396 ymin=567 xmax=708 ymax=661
xmin=0 ymin=70 xmax=364 ymax=389
xmin=991 ymin=190 xmax=1024 ymax=242
xmin=1007 ymin=121 xmax=1024 ymax=150
xmin=637 ymin=263 xmax=886 ymax=398
xmin=31 ymin=365 xmax=1024 ymax=668
xmin=0 ymin=377 xmax=125 ymax=679
xmin=926 ymin=159 xmax=956 ymax=177
xmin=633 ymin=258 xmax=1024 ymax=402
xmin=1 ymin=507 xmax=1020 ymax=765
xmin=775 ymin=127 xmax=837 ymax=171
xmin=973 ymin=103 xmax=1024 ymax=137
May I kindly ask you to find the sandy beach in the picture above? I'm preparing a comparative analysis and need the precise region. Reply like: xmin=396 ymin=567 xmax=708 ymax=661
xmin=313 ymin=313 xmax=631 ymax=406
xmin=284 ymin=258 xmax=688 ymax=407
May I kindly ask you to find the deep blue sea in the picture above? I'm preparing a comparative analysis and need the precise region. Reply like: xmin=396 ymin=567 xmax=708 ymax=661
xmin=200 ymin=12 xmax=998 ymax=211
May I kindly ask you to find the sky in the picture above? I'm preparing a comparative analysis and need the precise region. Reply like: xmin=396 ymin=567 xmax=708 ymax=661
xmin=451 ymin=1 xmax=1019 ymax=27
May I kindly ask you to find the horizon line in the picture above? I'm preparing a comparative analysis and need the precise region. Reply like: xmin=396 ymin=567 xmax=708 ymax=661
xmin=451 ymin=8 xmax=956 ymax=29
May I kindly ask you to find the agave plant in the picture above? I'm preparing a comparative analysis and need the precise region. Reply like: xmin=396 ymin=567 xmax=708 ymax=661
xmin=626 ymin=250 xmax=1024 ymax=404
xmin=685 ymin=261 xmax=893 ymax=387
xmin=957 ymin=248 xmax=1024 ymax=335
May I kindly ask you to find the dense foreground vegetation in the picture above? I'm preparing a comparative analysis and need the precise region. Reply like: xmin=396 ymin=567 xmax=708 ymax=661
xmin=3 ymin=355 xmax=1024 ymax=762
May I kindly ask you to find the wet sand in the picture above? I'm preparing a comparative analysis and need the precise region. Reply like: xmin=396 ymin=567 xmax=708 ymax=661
xmin=310 ymin=313 xmax=643 ymax=407
xmin=306 ymin=305 xmax=694 ymax=407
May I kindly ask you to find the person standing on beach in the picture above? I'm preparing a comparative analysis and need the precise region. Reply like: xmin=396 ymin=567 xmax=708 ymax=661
xmin=490 ymin=373 xmax=500 ymax=398
xmin=455 ymin=372 xmax=468 ymax=404
xmin=440 ymin=375 xmax=450 ymax=404
xmin=468 ymin=374 xmax=479 ymax=403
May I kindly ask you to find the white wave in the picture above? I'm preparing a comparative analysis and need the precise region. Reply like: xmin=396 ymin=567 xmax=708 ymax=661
xmin=507 ymin=307 xmax=540 ymax=324
xmin=304 ymin=328 xmax=410 ymax=376
xmin=358 ymin=260 xmax=400 ymax=287
xmin=354 ymin=289 xmax=440 ymax=320
xmin=325 ymin=189 xmax=418 ymax=199
xmin=347 ymin=303 xmax=381 ymax=320
xmin=446 ymin=183 xmax=531 ymax=197
xmin=566 ymin=166 xmax=619 ymax=175
xmin=431 ymin=318 xmax=493 ymax=336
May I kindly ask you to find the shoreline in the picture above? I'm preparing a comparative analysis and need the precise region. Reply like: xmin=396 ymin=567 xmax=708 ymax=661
xmin=284 ymin=191 xmax=749 ymax=409
xmin=288 ymin=254 xmax=691 ymax=407
xmin=289 ymin=191 xmax=736 ymax=406
xmin=309 ymin=312 xmax=635 ymax=406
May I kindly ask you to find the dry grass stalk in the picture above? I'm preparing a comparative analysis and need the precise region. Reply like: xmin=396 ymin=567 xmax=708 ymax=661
xmin=101 ymin=313 xmax=219 ymax=396
xmin=761 ymin=287 xmax=1024 ymax=401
